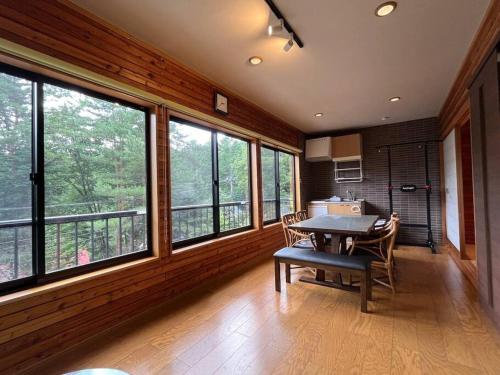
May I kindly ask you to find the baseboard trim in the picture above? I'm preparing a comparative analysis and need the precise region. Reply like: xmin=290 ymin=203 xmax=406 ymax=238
xmin=443 ymin=241 xmax=478 ymax=289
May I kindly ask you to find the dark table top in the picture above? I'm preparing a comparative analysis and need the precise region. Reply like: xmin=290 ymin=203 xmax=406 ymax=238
xmin=289 ymin=215 xmax=379 ymax=235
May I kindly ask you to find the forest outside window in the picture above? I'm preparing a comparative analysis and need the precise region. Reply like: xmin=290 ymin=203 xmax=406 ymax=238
xmin=261 ymin=146 xmax=295 ymax=223
xmin=169 ymin=117 xmax=252 ymax=248
xmin=0 ymin=63 xmax=151 ymax=293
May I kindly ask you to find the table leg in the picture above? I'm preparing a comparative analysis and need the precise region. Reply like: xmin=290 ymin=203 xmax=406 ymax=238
xmin=339 ymin=235 xmax=347 ymax=254
xmin=315 ymin=232 xmax=326 ymax=281
xmin=329 ymin=234 xmax=341 ymax=254
xmin=329 ymin=234 xmax=343 ymax=284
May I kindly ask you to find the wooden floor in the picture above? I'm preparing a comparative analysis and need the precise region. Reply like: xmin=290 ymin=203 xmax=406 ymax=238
xmin=23 ymin=246 xmax=500 ymax=375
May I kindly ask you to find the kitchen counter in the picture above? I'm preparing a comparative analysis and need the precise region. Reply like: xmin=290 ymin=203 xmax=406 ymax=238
xmin=309 ymin=199 xmax=365 ymax=204
xmin=308 ymin=199 xmax=366 ymax=217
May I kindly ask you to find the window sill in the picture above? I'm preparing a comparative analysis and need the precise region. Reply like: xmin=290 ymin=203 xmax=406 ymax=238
xmin=172 ymin=227 xmax=260 ymax=257
xmin=0 ymin=256 xmax=160 ymax=306
xmin=264 ymin=221 xmax=282 ymax=229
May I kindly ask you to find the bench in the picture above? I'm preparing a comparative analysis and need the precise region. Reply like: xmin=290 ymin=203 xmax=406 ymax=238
xmin=273 ymin=247 xmax=374 ymax=313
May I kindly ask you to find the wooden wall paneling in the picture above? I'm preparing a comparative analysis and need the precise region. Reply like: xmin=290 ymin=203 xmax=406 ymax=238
xmin=439 ymin=0 xmax=500 ymax=138
xmin=0 ymin=258 xmax=160 ymax=318
xmin=469 ymin=47 xmax=500 ymax=323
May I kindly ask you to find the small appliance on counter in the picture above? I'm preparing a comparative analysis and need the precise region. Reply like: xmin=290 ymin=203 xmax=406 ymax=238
xmin=326 ymin=196 xmax=342 ymax=202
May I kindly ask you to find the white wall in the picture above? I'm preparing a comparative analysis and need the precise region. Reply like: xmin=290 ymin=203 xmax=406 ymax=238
xmin=443 ymin=129 xmax=461 ymax=251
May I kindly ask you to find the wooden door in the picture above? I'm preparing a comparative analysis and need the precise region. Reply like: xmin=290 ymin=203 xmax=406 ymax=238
xmin=469 ymin=46 xmax=500 ymax=323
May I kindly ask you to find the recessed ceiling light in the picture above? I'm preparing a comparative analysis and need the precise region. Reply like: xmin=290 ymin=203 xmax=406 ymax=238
xmin=389 ymin=96 xmax=401 ymax=102
xmin=248 ymin=56 xmax=263 ymax=65
xmin=375 ymin=1 xmax=397 ymax=17
xmin=382 ymin=116 xmax=390 ymax=121
xmin=314 ymin=113 xmax=324 ymax=117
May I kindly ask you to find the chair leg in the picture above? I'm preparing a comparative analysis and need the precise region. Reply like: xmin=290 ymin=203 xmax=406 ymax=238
xmin=274 ymin=258 xmax=281 ymax=292
xmin=285 ymin=264 xmax=291 ymax=283
xmin=360 ymin=271 xmax=368 ymax=313
xmin=388 ymin=264 xmax=396 ymax=294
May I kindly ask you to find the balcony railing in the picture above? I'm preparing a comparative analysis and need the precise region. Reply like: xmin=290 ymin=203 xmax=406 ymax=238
xmin=1 ymin=199 xmax=296 ymax=281
xmin=0 ymin=210 xmax=147 ymax=282
xmin=171 ymin=201 xmax=251 ymax=243
xmin=263 ymin=199 xmax=295 ymax=222
xmin=172 ymin=199 xmax=295 ymax=243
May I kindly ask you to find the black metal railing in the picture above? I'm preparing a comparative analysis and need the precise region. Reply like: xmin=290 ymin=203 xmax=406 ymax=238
xmin=171 ymin=201 xmax=251 ymax=243
xmin=263 ymin=199 xmax=295 ymax=222
xmin=0 ymin=210 xmax=147 ymax=282
xmin=171 ymin=199 xmax=295 ymax=243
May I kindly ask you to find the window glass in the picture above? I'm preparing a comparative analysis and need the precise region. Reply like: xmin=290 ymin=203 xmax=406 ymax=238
xmin=261 ymin=147 xmax=277 ymax=222
xmin=43 ymin=83 xmax=149 ymax=272
xmin=279 ymin=152 xmax=295 ymax=216
xmin=169 ymin=118 xmax=253 ymax=247
xmin=0 ymin=64 xmax=151 ymax=293
xmin=169 ymin=120 xmax=213 ymax=243
xmin=217 ymin=133 xmax=251 ymax=232
xmin=260 ymin=147 xmax=296 ymax=222
xmin=0 ymin=72 xmax=33 ymax=283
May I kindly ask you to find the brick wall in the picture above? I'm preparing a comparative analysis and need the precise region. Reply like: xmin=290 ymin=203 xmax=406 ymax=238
xmin=301 ymin=117 xmax=442 ymax=245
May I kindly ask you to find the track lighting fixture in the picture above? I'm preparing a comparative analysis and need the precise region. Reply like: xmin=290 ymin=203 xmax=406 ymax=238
xmin=267 ymin=18 xmax=284 ymax=36
xmin=283 ymin=32 xmax=294 ymax=52
xmin=265 ymin=0 xmax=304 ymax=48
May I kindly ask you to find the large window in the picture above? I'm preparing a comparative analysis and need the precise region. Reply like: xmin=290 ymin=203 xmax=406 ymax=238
xmin=261 ymin=146 xmax=295 ymax=223
xmin=0 ymin=63 xmax=151 ymax=293
xmin=170 ymin=117 xmax=251 ymax=248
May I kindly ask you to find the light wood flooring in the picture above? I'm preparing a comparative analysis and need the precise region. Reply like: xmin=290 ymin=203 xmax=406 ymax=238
xmin=23 ymin=246 xmax=500 ymax=375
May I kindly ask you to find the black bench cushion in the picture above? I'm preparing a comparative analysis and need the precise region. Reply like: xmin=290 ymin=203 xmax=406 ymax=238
xmin=274 ymin=247 xmax=373 ymax=271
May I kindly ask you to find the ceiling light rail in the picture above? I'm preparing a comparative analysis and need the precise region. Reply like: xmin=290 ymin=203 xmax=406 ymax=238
xmin=264 ymin=0 xmax=304 ymax=48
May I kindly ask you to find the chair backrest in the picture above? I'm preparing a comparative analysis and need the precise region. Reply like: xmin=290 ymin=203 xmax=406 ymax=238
xmin=378 ymin=212 xmax=400 ymax=233
xmin=281 ymin=213 xmax=298 ymax=246
xmin=296 ymin=210 xmax=308 ymax=222
xmin=386 ymin=218 xmax=400 ymax=265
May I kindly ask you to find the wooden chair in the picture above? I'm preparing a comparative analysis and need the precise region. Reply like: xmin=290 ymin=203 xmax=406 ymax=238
xmin=371 ymin=212 xmax=399 ymax=236
xmin=348 ymin=218 xmax=400 ymax=293
xmin=281 ymin=213 xmax=317 ymax=277
xmin=295 ymin=210 xmax=308 ymax=222
xmin=281 ymin=213 xmax=316 ymax=249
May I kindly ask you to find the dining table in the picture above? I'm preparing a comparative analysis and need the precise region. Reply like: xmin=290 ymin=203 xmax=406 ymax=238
xmin=288 ymin=214 xmax=379 ymax=287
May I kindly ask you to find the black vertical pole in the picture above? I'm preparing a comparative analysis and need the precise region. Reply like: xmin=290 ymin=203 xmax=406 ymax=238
xmin=424 ymin=144 xmax=435 ymax=253
xmin=34 ymin=81 xmax=45 ymax=277
xmin=275 ymin=150 xmax=280 ymax=220
xmin=212 ymin=133 xmax=220 ymax=234
xmin=387 ymin=147 xmax=393 ymax=215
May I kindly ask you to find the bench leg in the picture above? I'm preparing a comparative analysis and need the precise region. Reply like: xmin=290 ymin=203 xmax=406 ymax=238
xmin=274 ymin=258 xmax=281 ymax=292
xmin=367 ymin=267 xmax=372 ymax=301
xmin=360 ymin=271 xmax=368 ymax=313
xmin=285 ymin=264 xmax=291 ymax=283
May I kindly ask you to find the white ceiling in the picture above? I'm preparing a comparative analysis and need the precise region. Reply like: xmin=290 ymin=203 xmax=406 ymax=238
xmin=72 ymin=0 xmax=489 ymax=133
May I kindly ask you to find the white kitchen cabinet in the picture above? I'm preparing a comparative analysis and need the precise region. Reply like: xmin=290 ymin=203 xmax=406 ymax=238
xmin=308 ymin=202 xmax=328 ymax=217
xmin=305 ymin=137 xmax=331 ymax=162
